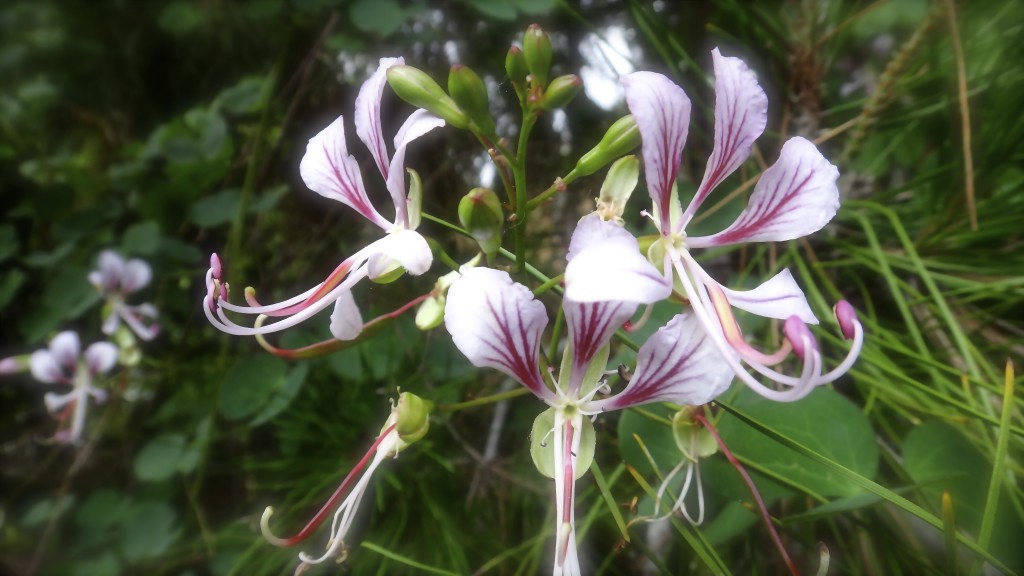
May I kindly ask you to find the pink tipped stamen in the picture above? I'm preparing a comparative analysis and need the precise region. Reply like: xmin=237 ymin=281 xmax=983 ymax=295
xmin=834 ymin=300 xmax=858 ymax=340
xmin=696 ymin=413 xmax=800 ymax=576
xmin=706 ymin=282 xmax=794 ymax=366
xmin=246 ymin=259 xmax=356 ymax=318
xmin=262 ymin=424 xmax=397 ymax=548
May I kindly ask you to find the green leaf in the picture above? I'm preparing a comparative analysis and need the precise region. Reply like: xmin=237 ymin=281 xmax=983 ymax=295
xmin=122 ymin=221 xmax=162 ymax=255
xmin=72 ymin=553 xmax=119 ymax=576
xmin=715 ymin=387 xmax=879 ymax=497
xmin=350 ymin=0 xmax=411 ymax=37
xmin=119 ymin=500 xmax=178 ymax=561
xmin=218 ymin=355 xmax=288 ymax=421
xmin=133 ymin=434 xmax=187 ymax=481
xmin=191 ymin=189 xmax=241 ymax=228
xmin=22 ymin=494 xmax=75 ymax=527
xmin=0 ymin=269 xmax=26 ymax=310
xmin=0 ymin=224 xmax=18 ymax=262
xmin=214 ymin=76 xmax=266 ymax=115
xmin=617 ymin=404 xmax=678 ymax=477
xmin=250 ymin=363 xmax=309 ymax=426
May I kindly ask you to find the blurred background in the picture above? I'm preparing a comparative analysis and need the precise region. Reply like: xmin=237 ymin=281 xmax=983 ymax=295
xmin=1 ymin=0 xmax=1022 ymax=574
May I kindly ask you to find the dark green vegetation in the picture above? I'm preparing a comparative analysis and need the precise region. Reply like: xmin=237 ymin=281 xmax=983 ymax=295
xmin=1 ymin=1 xmax=1021 ymax=574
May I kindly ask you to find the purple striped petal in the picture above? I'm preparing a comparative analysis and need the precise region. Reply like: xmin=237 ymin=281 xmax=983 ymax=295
xmin=589 ymin=314 xmax=733 ymax=411
xmin=355 ymin=57 xmax=403 ymax=181
xmin=683 ymin=49 xmax=768 ymax=223
xmin=30 ymin=350 xmax=64 ymax=384
xmin=716 ymin=269 xmax=818 ymax=324
xmin=50 ymin=331 xmax=80 ymax=370
xmin=564 ymin=299 xmax=636 ymax=376
xmin=622 ymin=72 xmax=691 ymax=232
xmin=299 ymin=116 xmax=392 ymax=230
xmin=564 ymin=215 xmax=670 ymax=305
xmin=92 ymin=250 xmax=124 ymax=293
xmin=385 ymin=109 xmax=444 ymax=228
xmin=688 ymin=137 xmax=839 ymax=247
xmin=444 ymin=267 xmax=553 ymax=402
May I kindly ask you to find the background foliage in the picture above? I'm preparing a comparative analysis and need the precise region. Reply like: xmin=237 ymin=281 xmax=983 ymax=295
xmin=1 ymin=0 xmax=1021 ymax=574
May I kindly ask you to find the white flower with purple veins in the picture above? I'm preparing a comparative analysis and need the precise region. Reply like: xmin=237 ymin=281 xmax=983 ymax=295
xmin=89 ymin=250 xmax=159 ymax=341
xmin=204 ymin=57 xmax=443 ymax=341
xmin=29 ymin=331 xmax=117 ymax=444
xmin=445 ymin=216 xmax=733 ymax=576
xmin=569 ymin=49 xmax=863 ymax=402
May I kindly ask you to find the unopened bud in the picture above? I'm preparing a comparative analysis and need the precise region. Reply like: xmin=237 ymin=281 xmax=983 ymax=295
xmin=394 ymin=391 xmax=431 ymax=445
xmin=386 ymin=65 xmax=469 ymax=129
xmin=449 ymin=65 xmax=495 ymax=134
xmin=834 ymin=300 xmax=858 ymax=340
xmin=522 ymin=24 xmax=552 ymax=88
xmin=595 ymin=155 xmax=639 ymax=222
xmin=540 ymin=74 xmax=582 ymax=110
xmin=506 ymin=45 xmax=528 ymax=85
xmin=415 ymin=294 xmax=445 ymax=330
xmin=458 ymin=187 xmax=504 ymax=260
xmin=671 ymin=407 xmax=717 ymax=460
xmin=0 ymin=355 xmax=27 ymax=375
xmin=575 ymin=115 xmax=640 ymax=176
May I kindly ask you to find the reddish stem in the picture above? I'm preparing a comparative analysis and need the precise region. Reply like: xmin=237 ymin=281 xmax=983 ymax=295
xmin=695 ymin=413 xmax=800 ymax=576
xmin=273 ymin=424 xmax=396 ymax=547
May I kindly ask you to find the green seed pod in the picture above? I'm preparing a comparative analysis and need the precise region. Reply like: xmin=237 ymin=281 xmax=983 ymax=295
xmin=458 ymin=187 xmax=504 ymax=260
xmin=529 ymin=408 xmax=596 ymax=480
xmin=522 ymin=24 xmax=552 ymax=88
xmin=540 ymin=74 xmax=582 ymax=111
xmin=386 ymin=65 xmax=469 ymax=129
xmin=448 ymin=64 xmax=495 ymax=134
xmin=574 ymin=115 xmax=640 ymax=176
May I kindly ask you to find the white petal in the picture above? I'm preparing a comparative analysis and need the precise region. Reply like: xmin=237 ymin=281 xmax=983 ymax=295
xmin=688 ymin=137 xmax=839 ymax=247
xmin=299 ymin=116 xmax=391 ymax=230
xmin=385 ymin=109 xmax=444 ymax=228
xmin=120 ymin=259 xmax=152 ymax=293
xmin=684 ymin=48 xmax=769 ymax=221
xmin=84 ymin=342 xmax=119 ymax=375
xmin=717 ymin=269 xmax=818 ymax=324
xmin=44 ymin=391 xmax=75 ymax=414
xmin=329 ymin=291 xmax=364 ymax=340
xmin=591 ymin=314 xmax=733 ymax=410
xmin=621 ymin=71 xmax=691 ymax=232
xmin=355 ymin=57 xmax=404 ymax=181
xmin=444 ymin=267 xmax=553 ymax=401
xmin=564 ymin=215 xmax=670 ymax=305
xmin=563 ymin=299 xmax=636 ymax=372
xmin=368 ymin=230 xmax=432 ymax=276
xmin=96 ymin=250 xmax=124 ymax=293
xmin=30 ymin=350 xmax=64 ymax=384
xmin=50 ymin=331 xmax=80 ymax=369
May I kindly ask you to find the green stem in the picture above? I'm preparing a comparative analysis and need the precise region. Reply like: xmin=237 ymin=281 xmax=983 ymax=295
xmin=436 ymin=387 xmax=531 ymax=412
xmin=526 ymin=168 xmax=579 ymax=211
xmin=512 ymin=111 xmax=538 ymax=274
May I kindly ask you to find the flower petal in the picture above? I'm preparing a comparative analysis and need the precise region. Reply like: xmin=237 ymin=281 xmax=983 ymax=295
xmin=444 ymin=267 xmax=553 ymax=401
xmin=622 ymin=71 xmax=691 ymax=232
xmin=94 ymin=250 xmax=124 ymax=293
xmin=563 ymin=299 xmax=635 ymax=376
xmin=683 ymin=48 xmax=768 ymax=222
xmin=589 ymin=314 xmax=733 ymax=411
xmin=716 ymin=269 xmax=818 ymax=324
xmin=299 ymin=116 xmax=391 ymax=230
xmin=688 ymin=137 xmax=839 ymax=247
xmin=329 ymin=290 xmax=364 ymax=341
xmin=84 ymin=342 xmax=119 ymax=375
xmin=385 ymin=109 xmax=444 ymax=228
xmin=564 ymin=215 xmax=670 ymax=305
xmin=120 ymin=259 xmax=152 ymax=293
xmin=50 ymin=331 xmax=80 ymax=370
xmin=30 ymin=350 xmax=64 ymax=384
xmin=44 ymin=391 xmax=75 ymax=414
xmin=355 ymin=57 xmax=404 ymax=181
xmin=368 ymin=230 xmax=433 ymax=276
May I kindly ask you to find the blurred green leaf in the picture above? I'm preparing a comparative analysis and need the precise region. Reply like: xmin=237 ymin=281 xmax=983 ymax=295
xmin=22 ymin=494 xmax=74 ymax=527
xmin=617 ymin=404 xmax=677 ymax=477
xmin=122 ymin=221 xmax=162 ymax=256
xmin=0 ymin=224 xmax=18 ymax=262
xmin=72 ymin=553 xmax=119 ymax=576
xmin=0 ymin=268 xmax=25 ymax=310
xmin=119 ymin=500 xmax=178 ymax=561
xmin=251 ymin=363 xmax=309 ymax=426
xmin=191 ymin=189 xmax=241 ymax=228
xmin=350 ymin=0 xmax=412 ymax=36
xmin=134 ymin=433 xmax=187 ymax=482
xmin=218 ymin=355 xmax=288 ymax=421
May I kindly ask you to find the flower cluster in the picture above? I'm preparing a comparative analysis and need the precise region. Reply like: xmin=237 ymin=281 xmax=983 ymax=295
xmin=200 ymin=34 xmax=862 ymax=574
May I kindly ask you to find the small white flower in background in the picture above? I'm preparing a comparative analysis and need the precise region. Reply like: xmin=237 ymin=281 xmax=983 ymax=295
xmin=27 ymin=331 xmax=118 ymax=444
xmin=89 ymin=250 xmax=160 ymax=341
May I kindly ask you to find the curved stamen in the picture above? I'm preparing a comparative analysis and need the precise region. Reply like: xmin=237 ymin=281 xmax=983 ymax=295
xmin=704 ymin=282 xmax=794 ymax=366
xmin=242 ymin=258 xmax=357 ymax=318
xmin=260 ymin=424 xmax=397 ymax=548
xmin=672 ymin=458 xmax=705 ymax=525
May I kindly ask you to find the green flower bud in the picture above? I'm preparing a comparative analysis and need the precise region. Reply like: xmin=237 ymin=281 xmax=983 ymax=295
xmin=595 ymin=155 xmax=639 ymax=223
xmin=386 ymin=65 xmax=469 ymax=130
xmin=540 ymin=74 xmax=582 ymax=111
xmin=458 ymin=187 xmax=504 ymax=260
xmin=415 ymin=294 xmax=445 ymax=331
xmin=448 ymin=64 xmax=495 ymax=134
xmin=671 ymin=408 xmax=717 ymax=461
xmin=394 ymin=391 xmax=432 ymax=444
xmin=522 ymin=24 xmax=552 ymax=88
xmin=574 ymin=115 xmax=640 ymax=176
xmin=369 ymin=260 xmax=406 ymax=284
xmin=505 ymin=45 xmax=528 ymax=85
